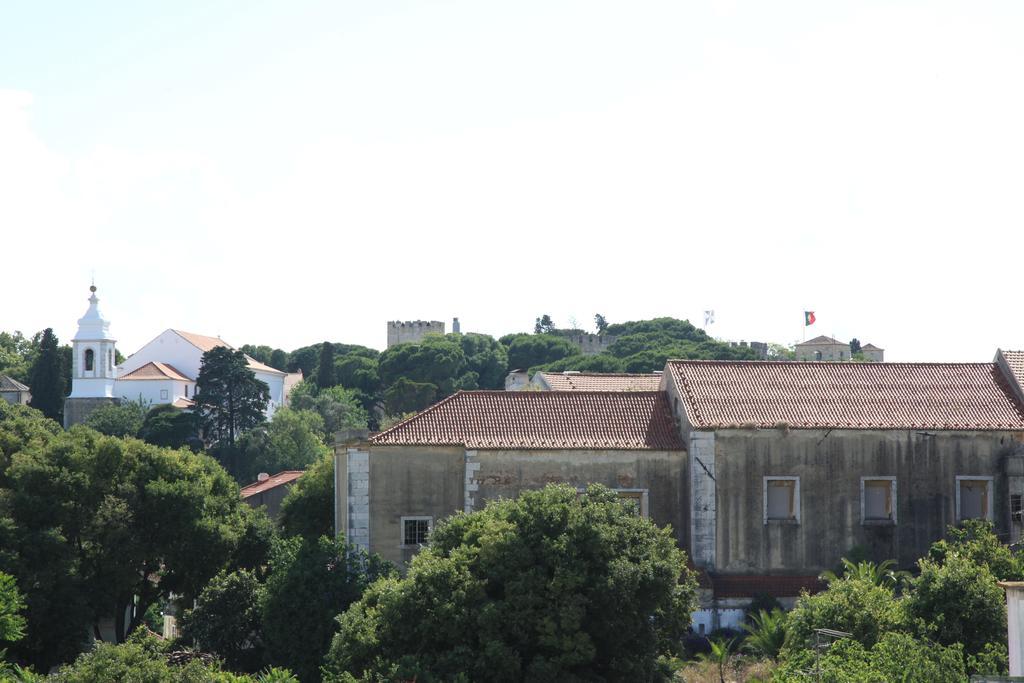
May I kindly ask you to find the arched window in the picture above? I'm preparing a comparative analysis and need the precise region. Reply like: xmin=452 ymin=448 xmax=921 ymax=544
xmin=84 ymin=349 xmax=94 ymax=372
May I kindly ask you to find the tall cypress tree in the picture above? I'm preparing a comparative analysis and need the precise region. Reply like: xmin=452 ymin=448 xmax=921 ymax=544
xmin=28 ymin=328 xmax=65 ymax=422
xmin=317 ymin=341 xmax=336 ymax=389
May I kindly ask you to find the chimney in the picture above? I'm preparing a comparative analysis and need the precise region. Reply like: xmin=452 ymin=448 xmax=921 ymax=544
xmin=257 ymin=472 xmax=270 ymax=482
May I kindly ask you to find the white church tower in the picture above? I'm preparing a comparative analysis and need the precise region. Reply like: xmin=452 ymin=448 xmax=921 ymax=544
xmin=64 ymin=285 xmax=118 ymax=427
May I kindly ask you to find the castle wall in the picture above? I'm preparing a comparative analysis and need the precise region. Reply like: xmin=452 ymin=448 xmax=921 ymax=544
xmin=386 ymin=321 xmax=446 ymax=348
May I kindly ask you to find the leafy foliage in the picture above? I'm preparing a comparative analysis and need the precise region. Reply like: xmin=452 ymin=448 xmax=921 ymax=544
xmin=235 ymin=408 xmax=330 ymax=483
xmin=27 ymin=328 xmax=65 ymax=422
xmin=138 ymin=404 xmax=199 ymax=449
xmin=181 ymin=569 xmax=264 ymax=670
xmin=317 ymin=342 xmax=336 ymax=389
xmin=820 ymin=558 xmax=912 ymax=591
xmin=741 ymin=609 xmax=786 ymax=661
xmin=324 ymin=484 xmax=698 ymax=682
xmin=287 ymin=381 xmax=368 ymax=439
xmin=262 ymin=536 xmax=394 ymax=683
xmin=194 ymin=347 xmax=270 ymax=450
xmin=279 ymin=454 xmax=334 ymax=542
xmin=0 ymin=572 xmax=25 ymax=643
xmin=503 ymin=333 xmax=577 ymax=371
xmin=83 ymin=400 xmax=147 ymax=438
xmin=0 ymin=404 xmax=254 ymax=669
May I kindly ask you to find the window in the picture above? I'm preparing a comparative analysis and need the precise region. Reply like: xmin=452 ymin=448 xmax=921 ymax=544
xmin=615 ymin=489 xmax=649 ymax=518
xmin=401 ymin=516 xmax=432 ymax=547
xmin=84 ymin=349 xmax=94 ymax=372
xmin=764 ymin=477 xmax=799 ymax=523
xmin=160 ymin=389 xmax=168 ymax=400
xmin=957 ymin=477 xmax=993 ymax=521
xmin=861 ymin=477 xmax=896 ymax=524
xmin=185 ymin=385 xmax=189 ymax=397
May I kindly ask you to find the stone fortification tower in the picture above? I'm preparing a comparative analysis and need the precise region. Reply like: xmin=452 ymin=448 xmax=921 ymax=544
xmin=387 ymin=320 xmax=445 ymax=348
xmin=64 ymin=285 xmax=119 ymax=427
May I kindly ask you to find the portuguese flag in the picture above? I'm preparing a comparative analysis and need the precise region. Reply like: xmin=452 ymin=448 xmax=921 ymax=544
xmin=804 ymin=311 xmax=816 ymax=326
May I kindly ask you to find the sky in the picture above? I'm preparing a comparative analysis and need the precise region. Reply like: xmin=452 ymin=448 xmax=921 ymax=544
xmin=1 ymin=1 xmax=1022 ymax=360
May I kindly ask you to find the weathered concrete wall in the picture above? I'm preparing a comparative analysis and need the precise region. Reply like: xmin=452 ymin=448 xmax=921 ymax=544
xmin=63 ymin=396 xmax=118 ymax=428
xmin=386 ymin=321 xmax=445 ymax=348
xmin=470 ymin=449 xmax=688 ymax=549
xmin=242 ymin=482 xmax=295 ymax=520
xmin=366 ymin=445 xmax=465 ymax=566
xmin=709 ymin=428 xmax=1024 ymax=573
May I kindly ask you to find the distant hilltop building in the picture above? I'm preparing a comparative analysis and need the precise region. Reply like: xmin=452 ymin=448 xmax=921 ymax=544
xmin=795 ymin=336 xmax=884 ymax=362
xmin=728 ymin=341 xmax=768 ymax=360
xmin=565 ymin=333 xmax=618 ymax=356
xmin=387 ymin=319 xmax=464 ymax=348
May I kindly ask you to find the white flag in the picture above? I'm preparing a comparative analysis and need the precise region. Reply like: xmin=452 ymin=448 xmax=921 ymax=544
xmin=704 ymin=310 xmax=715 ymax=327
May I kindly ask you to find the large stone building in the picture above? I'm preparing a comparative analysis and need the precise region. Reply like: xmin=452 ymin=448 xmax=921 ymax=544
xmin=335 ymin=355 xmax=1024 ymax=630
xmin=386 ymin=320 xmax=446 ymax=348
xmin=794 ymin=335 xmax=850 ymax=361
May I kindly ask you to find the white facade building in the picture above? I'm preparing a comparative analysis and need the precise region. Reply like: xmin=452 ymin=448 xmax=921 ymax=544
xmin=117 ymin=329 xmax=293 ymax=417
xmin=65 ymin=287 xmax=298 ymax=424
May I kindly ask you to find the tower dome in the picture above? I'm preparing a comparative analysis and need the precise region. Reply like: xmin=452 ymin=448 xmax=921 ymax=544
xmin=68 ymin=284 xmax=117 ymax=399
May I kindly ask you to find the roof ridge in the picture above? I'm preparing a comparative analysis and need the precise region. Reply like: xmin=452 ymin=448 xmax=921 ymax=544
xmin=666 ymin=359 xmax=997 ymax=367
xmin=371 ymin=391 xmax=466 ymax=441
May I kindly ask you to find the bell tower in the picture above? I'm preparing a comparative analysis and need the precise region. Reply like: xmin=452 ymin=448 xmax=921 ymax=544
xmin=65 ymin=284 xmax=118 ymax=426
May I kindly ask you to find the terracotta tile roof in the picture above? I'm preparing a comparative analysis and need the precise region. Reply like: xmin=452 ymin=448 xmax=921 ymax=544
xmin=240 ymin=470 xmax=305 ymax=498
xmin=371 ymin=391 xmax=684 ymax=450
xmin=536 ymin=372 xmax=663 ymax=392
xmin=171 ymin=329 xmax=285 ymax=376
xmin=0 ymin=375 xmax=29 ymax=392
xmin=797 ymin=335 xmax=846 ymax=346
xmin=118 ymin=361 xmax=193 ymax=382
xmin=711 ymin=574 xmax=825 ymax=599
xmin=1001 ymin=350 xmax=1024 ymax=386
xmin=667 ymin=360 xmax=1024 ymax=431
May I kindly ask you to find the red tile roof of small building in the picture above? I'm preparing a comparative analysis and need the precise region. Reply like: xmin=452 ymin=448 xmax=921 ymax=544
xmin=240 ymin=470 xmax=305 ymax=498
xmin=535 ymin=372 xmax=663 ymax=392
xmin=118 ymin=361 xmax=192 ymax=382
xmin=0 ymin=374 xmax=29 ymax=392
xmin=371 ymin=391 xmax=684 ymax=450
xmin=711 ymin=574 xmax=825 ymax=599
xmin=797 ymin=335 xmax=846 ymax=346
xmin=666 ymin=360 xmax=1024 ymax=431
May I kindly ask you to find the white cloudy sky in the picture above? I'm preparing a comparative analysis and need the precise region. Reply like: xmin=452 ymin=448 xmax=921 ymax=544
xmin=1 ymin=1 xmax=1022 ymax=360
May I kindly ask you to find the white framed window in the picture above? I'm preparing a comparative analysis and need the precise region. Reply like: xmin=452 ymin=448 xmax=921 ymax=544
xmin=614 ymin=488 xmax=650 ymax=518
xmin=400 ymin=516 xmax=432 ymax=548
xmin=764 ymin=477 xmax=800 ymax=523
xmin=956 ymin=476 xmax=994 ymax=522
xmin=861 ymin=477 xmax=896 ymax=524
xmin=160 ymin=389 xmax=169 ymax=400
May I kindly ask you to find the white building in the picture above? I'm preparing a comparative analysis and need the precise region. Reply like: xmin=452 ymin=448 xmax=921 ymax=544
xmin=117 ymin=329 xmax=294 ymax=416
xmin=65 ymin=286 xmax=299 ymax=426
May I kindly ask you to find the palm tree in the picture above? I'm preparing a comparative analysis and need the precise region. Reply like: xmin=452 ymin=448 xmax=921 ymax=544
xmin=697 ymin=637 xmax=736 ymax=683
xmin=820 ymin=558 xmax=912 ymax=590
xmin=742 ymin=608 xmax=788 ymax=661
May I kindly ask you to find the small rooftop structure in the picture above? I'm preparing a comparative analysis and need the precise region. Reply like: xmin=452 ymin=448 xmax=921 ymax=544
xmin=0 ymin=375 xmax=30 ymax=405
xmin=532 ymin=371 xmax=662 ymax=392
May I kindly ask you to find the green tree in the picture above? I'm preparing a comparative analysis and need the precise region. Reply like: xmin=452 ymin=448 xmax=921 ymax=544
xmin=849 ymin=338 xmax=862 ymax=354
xmin=138 ymin=404 xmax=199 ymax=449
xmin=378 ymin=336 xmax=470 ymax=398
xmin=905 ymin=553 xmax=1006 ymax=659
xmin=27 ymin=328 xmax=64 ymax=422
xmin=782 ymin=576 xmax=906 ymax=655
xmin=279 ymin=454 xmax=334 ymax=541
xmin=452 ymin=333 xmax=508 ymax=389
xmin=269 ymin=349 xmax=289 ymax=372
xmin=181 ymin=569 xmax=264 ymax=670
xmin=0 ymin=331 xmax=33 ymax=383
xmin=262 ymin=536 xmax=394 ymax=682
xmin=0 ymin=416 xmax=253 ymax=667
xmin=594 ymin=313 xmax=608 ymax=334
xmin=534 ymin=314 xmax=556 ymax=334
xmin=83 ymin=400 xmax=147 ymax=438
xmin=775 ymin=631 xmax=966 ymax=683
xmin=927 ymin=519 xmax=1024 ymax=580
xmin=532 ymin=353 xmax=626 ymax=373
xmin=382 ymin=377 xmax=437 ymax=415
xmin=236 ymin=409 xmax=330 ymax=483
xmin=504 ymin=333 xmax=577 ymax=370
xmin=741 ymin=608 xmax=786 ymax=661
xmin=194 ymin=347 xmax=270 ymax=450
xmin=0 ymin=572 xmax=26 ymax=643
xmin=317 ymin=342 xmax=336 ymax=389
xmin=324 ymin=484 xmax=698 ymax=682
xmin=287 ymin=382 xmax=368 ymax=440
